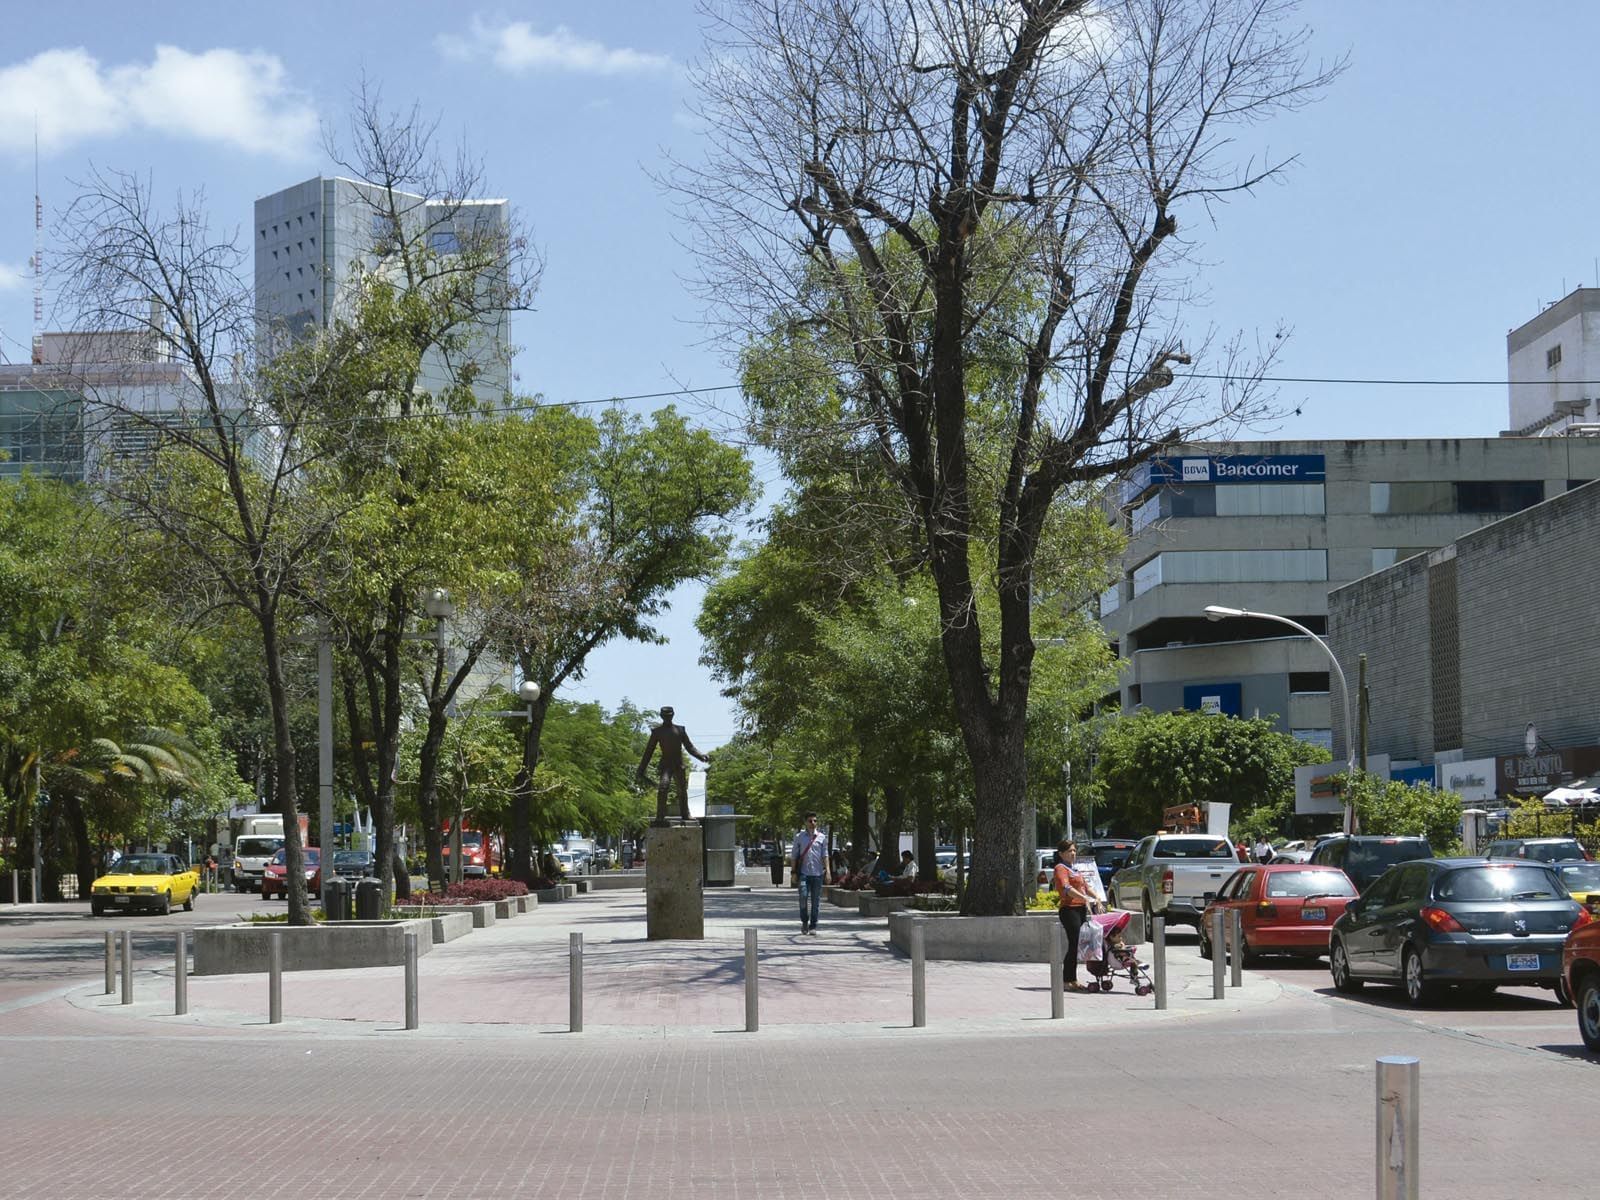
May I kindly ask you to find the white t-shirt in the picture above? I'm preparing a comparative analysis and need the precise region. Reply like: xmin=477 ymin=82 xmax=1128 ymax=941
xmin=791 ymin=830 xmax=829 ymax=877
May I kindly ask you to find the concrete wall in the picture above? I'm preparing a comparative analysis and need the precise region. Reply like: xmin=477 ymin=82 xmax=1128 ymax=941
xmin=193 ymin=919 xmax=434 ymax=975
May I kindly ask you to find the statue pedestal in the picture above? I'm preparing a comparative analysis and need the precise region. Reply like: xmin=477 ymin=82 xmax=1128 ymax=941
xmin=646 ymin=823 xmax=704 ymax=940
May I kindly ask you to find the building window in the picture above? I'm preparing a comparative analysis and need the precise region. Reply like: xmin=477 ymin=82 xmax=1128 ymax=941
xmin=1371 ymin=480 xmax=1544 ymax=516
xmin=1288 ymin=672 xmax=1330 ymax=695
xmin=429 ymin=229 xmax=460 ymax=254
xmin=1547 ymin=344 xmax=1563 ymax=369
xmin=1132 ymin=482 xmax=1323 ymax=530
xmin=1098 ymin=584 xmax=1120 ymax=616
xmin=1135 ymin=549 xmax=1326 ymax=593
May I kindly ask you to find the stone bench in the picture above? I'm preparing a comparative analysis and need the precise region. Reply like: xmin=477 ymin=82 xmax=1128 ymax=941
xmin=858 ymin=894 xmax=916 ymax=918
xmin=193 ymin=919 xmax=436 ymax=975
xmin=887 ymin=909 xmax=1145 ymax=962
xmin=826 ymin=887 xmax=864 ymax=909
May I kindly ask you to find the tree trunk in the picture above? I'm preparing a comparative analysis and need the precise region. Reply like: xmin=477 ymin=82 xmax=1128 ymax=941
xmin=849 ymin=775 xmax=871 ymax=873
xmin=914 ymin=791 xmax=937 ymax=884
xmin=261 ymin=617 xmax=306 ymax=924
xmin=959 ymin=732 xmax=1028 ymax=915
xmin=373 ymin=598 xmax=405 ymax=905
xmin=417 ymin=704 xmax=448 ymax=892
xmin=879 ymin=783 xmax=906 ymax=877
xmin=62 ymin=792 xmax=95 ymax=899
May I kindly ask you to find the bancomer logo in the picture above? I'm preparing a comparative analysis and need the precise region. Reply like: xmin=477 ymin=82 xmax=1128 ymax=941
xmin=1181 ymin=459 xmax=1209 ymax=481
xmin=1212 ymin=460 xmax=1304 ymax=479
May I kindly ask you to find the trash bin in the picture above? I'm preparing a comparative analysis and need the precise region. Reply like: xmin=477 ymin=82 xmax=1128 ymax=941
xmin=770 ymin=851 xmax=784 ymax=886
xmin=321 ymin=878 xmax=353 ymax=922
xmin=354 ymin=877 xmax=384 ymax=921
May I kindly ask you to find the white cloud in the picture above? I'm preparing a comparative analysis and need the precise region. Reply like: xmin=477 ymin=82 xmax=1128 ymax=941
xmin=0 ymin=261 xmax=26 ymax=291
xmin=0 ymin=45 xmax=316 ymax=159
xmin=437 ymin=17 xmax=673 ymax=77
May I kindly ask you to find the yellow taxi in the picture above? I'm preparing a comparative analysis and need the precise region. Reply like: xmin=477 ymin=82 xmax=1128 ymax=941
xmin=1556 ymin=861 xmax=1600 ymax=909
xmin=90 ymin=853 xmax=200 ymax=916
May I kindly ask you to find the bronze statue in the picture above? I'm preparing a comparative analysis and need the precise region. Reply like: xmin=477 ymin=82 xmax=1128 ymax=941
xmin=636 ymin=705 xmax=709 ymax=823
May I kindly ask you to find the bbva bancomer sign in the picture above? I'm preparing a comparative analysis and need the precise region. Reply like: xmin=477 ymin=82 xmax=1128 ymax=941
xmin=1148 ymin=454 xmax=1326 ymax=485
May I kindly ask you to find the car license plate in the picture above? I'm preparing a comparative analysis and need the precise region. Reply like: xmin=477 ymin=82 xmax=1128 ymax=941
xmin=1507 ymin=953 xmax=1541 ymax=972
xmin=114 ymin=895 xmax=130 ymax=904
xmin=1302 ymin=907 xmax=1325 ymax=921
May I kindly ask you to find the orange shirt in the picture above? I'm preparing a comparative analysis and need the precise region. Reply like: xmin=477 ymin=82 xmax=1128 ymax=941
xmin=1053 ymin=862 xmax=1089 ymax=908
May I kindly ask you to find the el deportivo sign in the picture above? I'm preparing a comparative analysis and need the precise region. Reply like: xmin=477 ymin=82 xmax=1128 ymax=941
xmin=1150 ymin=454 xmax=1326 ymax=485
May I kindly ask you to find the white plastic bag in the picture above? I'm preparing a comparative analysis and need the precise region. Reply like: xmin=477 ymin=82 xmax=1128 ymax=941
xmin=1077 ymin=915 xmax=1105 ymax=964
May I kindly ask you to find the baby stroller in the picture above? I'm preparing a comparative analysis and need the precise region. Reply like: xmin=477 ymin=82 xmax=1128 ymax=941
xmin=1080 ymin=909 xmax=1154 ymax=996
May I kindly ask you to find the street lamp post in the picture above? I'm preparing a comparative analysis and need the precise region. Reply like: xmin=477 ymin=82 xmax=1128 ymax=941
xmin=1203 ymin=605 xmax=1357 ymax=833
xmin=488 ymin=679 xmax=543 ymax=884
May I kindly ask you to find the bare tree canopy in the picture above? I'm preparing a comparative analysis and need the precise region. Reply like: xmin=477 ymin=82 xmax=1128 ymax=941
xmin=674 ymin=0 xmax=1341 ymax=913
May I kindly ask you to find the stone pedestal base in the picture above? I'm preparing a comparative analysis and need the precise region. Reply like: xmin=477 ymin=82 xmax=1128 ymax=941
xmin=646 ymin=823 xmax=704 ymax=940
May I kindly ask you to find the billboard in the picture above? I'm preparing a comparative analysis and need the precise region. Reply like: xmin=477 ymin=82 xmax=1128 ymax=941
xmin=1439 ymin=757 xmax=1496 ymax=803
xmin=1295 ymin=756 xmax=1390 ymax=816
xmin=1147 ymin=454 xmax=1326 ymax=486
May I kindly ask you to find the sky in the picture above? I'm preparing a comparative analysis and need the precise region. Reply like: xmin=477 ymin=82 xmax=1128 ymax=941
xmin=2 ymin=2 xmax=1597 ymax=752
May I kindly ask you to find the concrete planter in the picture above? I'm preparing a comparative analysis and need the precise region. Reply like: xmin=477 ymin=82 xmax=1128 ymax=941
xmin=493 ymin=898 xmax=518 ymax=920
xmin=858 ymin=894 xmax=916 ymax=918
xmin=887 ymin=910 xmax=1146 ymax=962
xmin=582 ymin=873 xmax=647 ymax=890
xmin=514 ymin=893 xmax=539 ymax=913
xmin=534 ymin=887 xmax=567 ymax=903
xmin=826 ymin=887 xmax=865 ymax=909
xmin=193 ymin=919 xmax=434 ymax=975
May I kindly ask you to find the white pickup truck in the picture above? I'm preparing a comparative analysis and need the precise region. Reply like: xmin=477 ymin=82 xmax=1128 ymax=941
xmin=1109 ymin=834 xmax=1243 ymax=929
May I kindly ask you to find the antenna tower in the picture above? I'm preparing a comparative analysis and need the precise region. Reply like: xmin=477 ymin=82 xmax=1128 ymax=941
xmin=30 ymin=122 xmax=43 ymax=363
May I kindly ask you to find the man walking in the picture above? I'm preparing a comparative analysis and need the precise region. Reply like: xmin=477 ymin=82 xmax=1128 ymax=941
xmin=790 ymin=812 xmax=829 ymax=935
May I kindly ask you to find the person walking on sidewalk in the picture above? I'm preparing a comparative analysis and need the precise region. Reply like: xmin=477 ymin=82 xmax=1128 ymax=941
xmin=791 ymin=813 xmax=829 ymax=935
xmin=1052 ymin=839 xmax=1098 ymax=992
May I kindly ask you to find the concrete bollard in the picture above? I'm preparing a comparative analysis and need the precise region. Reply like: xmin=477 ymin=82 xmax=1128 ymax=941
xmin=120 ymin=930 xmax=133 ymax=1005
xmin=9 ymin=869 xmax=16 ymax=905
xmin=1049 ymin=919 xmax=1064 ymax=1019
xmin=404 ymin=928 xmax=419 ymax=1031
xmin=744 ymin=928 xmax=759 ymax=1032
xmin=174 ymin=931 xmax=188 ymax=1016
xmin=1211 ymin=909 xmax=1226 ymax=1000
xmin=1376 ymin=1056 xmax=1420 ymax=1200
xmin=1152 ymin=916 xmax=1167 ymax=1010
xmin=31 ymin=867 xmax=38 ymax=904
xmin=910 ymin=921 xmax=926 ymax=1028
xmin=569 ymin=932 xmax=583 ymax=1033
xmin=268 ymin=931 xmax=283 ymax=1024
xmin=1229 ymin=909 xmax=1243 ymax=989
xmin=104 ymin=932 xmax=116 ymax=995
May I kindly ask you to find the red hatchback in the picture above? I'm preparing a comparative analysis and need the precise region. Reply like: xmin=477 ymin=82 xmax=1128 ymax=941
xmin=1198 ymin=864 xmax=1358 ymax=962
xmin=261 ymin=847 xmax=321 ymax=901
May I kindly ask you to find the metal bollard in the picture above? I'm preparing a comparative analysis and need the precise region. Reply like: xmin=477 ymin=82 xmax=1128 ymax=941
xmin=1376 ymin=1056 xmax=1420 ymax=1200
xmin=104 ymin=932 xmax=116 ymax=995
xmin=174 ymin=931 xmax=187 ymax=1016
xmin=9 ymin=869 xmax=16 ymax=904
xmin=268 ymin=931 xmax=282 ymax=1024
xmin=120 ymin=930 xmax=133 ymax=1005
xmin=1049 ymin=919 xmax=1064 ymax=1019
xmin=31 ymin=868 xmax=38 ymax=904
xmin=569 ymin=932 xmax=583 ymax=1033
xmin=910 ymin=921 xmax=926 ymax=1028
xmin=744 ymin=928 xmax=759 ymax=1032
xmin=1152 ymin=917 xmax=1167 ymax=1010
xmin=404 ymin=928 xmax=419 ymax=1030
xmin=1211 ymin=909 xmax=1226 ymax=999
xmin=1229 ymin=909 xmax=1243 ymax=989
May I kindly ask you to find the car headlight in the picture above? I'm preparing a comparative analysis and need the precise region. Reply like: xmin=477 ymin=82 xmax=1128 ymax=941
xmin=233 ymin=859 xmax=243 ymax=871
xmin=92 ymin=885 xmax=108 ymax=895
xmin=136 ymin=885 xmax=157 ymax=894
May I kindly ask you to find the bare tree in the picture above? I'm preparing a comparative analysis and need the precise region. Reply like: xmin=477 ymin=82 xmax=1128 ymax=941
xmin=675 ymin=0 xmax=1341 ymax=913
xmin=54 ymin=169 xmax=370 ymax=924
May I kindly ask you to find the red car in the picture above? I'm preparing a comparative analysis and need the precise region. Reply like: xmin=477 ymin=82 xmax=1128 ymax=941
xmin=1198 ymin=863 xmax=1358 ymax=962
xmin=261 ymin=847 xmax=321 ymax=900
xmin=1563 ymin=897 xmax=1600 ymax=1051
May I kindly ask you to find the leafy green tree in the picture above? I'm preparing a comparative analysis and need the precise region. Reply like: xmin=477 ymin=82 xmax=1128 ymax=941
xmin=1343 ymin=774 xmax=1464 ymax=851
xmin=1095 ymin=710 xmax=1329 ymax=833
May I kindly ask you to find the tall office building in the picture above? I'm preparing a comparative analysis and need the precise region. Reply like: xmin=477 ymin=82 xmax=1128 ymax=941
xmin=1100 ymin=437 xmax=1600 ymax=754
xmin=254 ymin=177 xmax=512 ymax=402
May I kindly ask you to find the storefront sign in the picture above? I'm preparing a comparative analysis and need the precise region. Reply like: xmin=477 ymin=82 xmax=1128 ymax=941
xmin=1148 ymin=454 xmax=1326 ymax=486
xmin=1495 ymin=745 xmax=1600 ymax=794
xmin=1439 ymin=757 xmax=1497 ymax=803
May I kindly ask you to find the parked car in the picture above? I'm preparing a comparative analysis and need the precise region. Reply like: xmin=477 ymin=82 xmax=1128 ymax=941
xmin=1309 ymin=835 xmax=1432 ymax=893
xmin=1486 ymin=837 xmax=1591 ymax=863
xmin=1271 ymin=839 xmax=1315 ymax=864
xmin=330 ymin=850 xmax=373 ymax=879
xmin=1109 ymin=834 xmax=1242 ymax=929
xmin=1554 ymin=860 xmax=1600 ymax=907
xmin=261 ymin=848 xmax=322 ymax=900
xmin=89 ymin=854 xmax=200 ymax=916
xmin=231 ymin=833 xmax=285 ymax=893
xmin=1562 ymin=897 xmax=1600 ymax=1051
xmin=552 ymin=851 xmax=575 ymax=875
xmin=1329 ymin=858 xmax=1588 ymax=1005
xmin=1197 ymin=864 xmax=1359 ymax=961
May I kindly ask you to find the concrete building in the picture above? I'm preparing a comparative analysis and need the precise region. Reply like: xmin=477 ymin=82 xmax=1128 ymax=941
xmin=1329 ymin=478 xmax=1600 ymax=802
xmin=254 ymin=177 xmax=512 ymax=402
xmin=1504 ymin=287 xmax=1600 ymax=437
xmin=1101 ymin=437 xmax=1600 ymax=754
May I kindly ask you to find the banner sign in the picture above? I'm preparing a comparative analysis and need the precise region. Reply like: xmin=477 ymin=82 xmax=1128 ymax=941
xmin=1148 ymin=454 xmax=1326 ymax=486
xmin=1439 ymin=757 xmax=1497 ymax=803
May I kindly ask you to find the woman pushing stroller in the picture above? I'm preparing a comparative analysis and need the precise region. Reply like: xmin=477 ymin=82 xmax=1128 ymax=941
xmin=1051 ymin=839 xmax=1101 ymax=992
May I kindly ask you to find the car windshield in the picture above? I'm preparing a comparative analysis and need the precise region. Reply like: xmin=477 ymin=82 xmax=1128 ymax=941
xmin=1346 ymin=841 xmax=1429 ymax=876
xmin=1088 ymin=846 xmax=1134 ymax=867
xmin=116 ymin=856 xmax=170 ymax=875
xmin=237 ymin=837 xmax=283 ymax=857
xmin=1152 ymin=838 xmax=1236 ymax=860
xmin=1522 ymin=841 xmax=1584 ymax=863
xmin=1264 ymin=870 xmax=1357 ymax=898
xmin=332 ymin=852 xmax=368 ymax=866
xmin=1556 ymin=862 xmax=1600 ymax=891
xmin=460 ymin=831 xmax=483 ymax=847
xmin=1436 ymin=864 xmax=1561 ymax=901
xmin=268 ymin=849 xmax=319 ymax=866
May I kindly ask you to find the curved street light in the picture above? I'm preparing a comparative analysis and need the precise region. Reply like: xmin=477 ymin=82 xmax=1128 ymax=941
xmin=1204 ymin=605 xmax=1356 ymax=833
